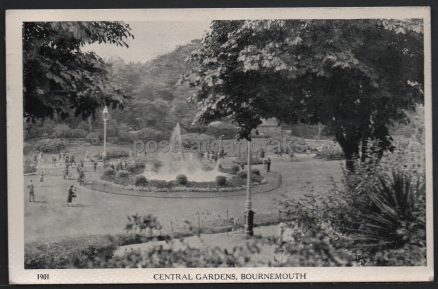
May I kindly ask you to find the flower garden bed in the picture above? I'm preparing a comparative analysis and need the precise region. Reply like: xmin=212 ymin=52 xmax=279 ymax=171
xmin=98 ymin=162 xmax=266 ymax=193
xmin=95 ymin=176 xmax=266 ymax=193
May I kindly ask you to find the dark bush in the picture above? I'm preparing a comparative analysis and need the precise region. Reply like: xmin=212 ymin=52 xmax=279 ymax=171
xmin=103 ymin=168 xmax=115 ymax=176
xmin=237 ymin=171 xmax=247 ymax=179
xmin=97 ymin=149 xmax=129 ymax=160
xmin=353 ymin=169 xmax=426 ymax=250
xmin=216 ymin=176 xmax=227 ymax=187
xmin=69 ymin=129 xmax=87 ymax=138
xmin=186 ymin=181 xmax=217 ymax=188
xmin=52 ymin=124 xmax=71 ymax=139
xmin=115 ymin=170 xmax=130 ymax=185
xmin=362 ymin=243 xmax=426 ymax=266
xmin=228 ymin=176 xmax=245 ymax=187
xmin=126 ymin=164 xmax=137 ymax=173
xmin=128 ymin=163 xmax=145 ymax=175
xmin=135 ymin=128 xmax=164 ymax=141
xmin=125 ymin=214 xmax=162 ymax=235
xmin=134 ymin=175 xmax=148 ymax=187
xmin=251 ymin=168 xmax=261 ymax=176
xmin=117 ymin=132 xmax=133 ymax=144
xmin=108 ymin=136 xmax=120 ymax=144
xmin=34 ymin=138 xmax=65 ymax=153
xmin=116 ymin=170 xmax=130 ymax=178
xmin=230 ymin=164 xmax=240 ymax=175
xmin=149 ymin=180 xmax=172 ymax=189
xmin=251 ymin=174 xmax=264 ymax=183
xmin=176 ymin=174 xmax=188 ymax=186
xmin=86 ymin=132 xmax=100 ymax=144
xmin=135 ymin=159 xmax=146 ymax=169
xmin=101 ymin=168 xmax=116 ymax=182
xmin=24 ymin=235 xmax=118 ymax=269
xmin=181 ymin=133 xmax=215 ymax=148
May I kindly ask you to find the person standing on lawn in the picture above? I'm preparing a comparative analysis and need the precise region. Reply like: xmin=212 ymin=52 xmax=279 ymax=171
xmin=67 ymin=185 xmax=77 ymax=206
xmin=76 ymin=164 xmax=81 ymax=173
xmin=27 ymin=180 xmax=35 ymax=202
xmin=267 ymin=158 xmax=272 ymax=172
xmin=39 ymin=169 xmax=45 ymax=182
xmin=259 ymin=148 xmax=265 ymax=159
xmin=78 ymin=170 xmax=85 ymax=185
xmin=93 ymin=161 xmax=97 ymax=172
xmin=63 ymin=164 xmax=70 ymax=180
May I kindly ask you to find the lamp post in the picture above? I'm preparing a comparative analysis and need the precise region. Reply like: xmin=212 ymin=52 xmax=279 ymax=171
xmin=102 ymin=106 xmax=109 ymax=158
xmin=245 ymin=139 xmax=254 ymax=236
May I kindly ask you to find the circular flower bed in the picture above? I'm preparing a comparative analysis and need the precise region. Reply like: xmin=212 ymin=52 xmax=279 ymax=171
xmin=99 ymin=165 xmax=266 ymax=193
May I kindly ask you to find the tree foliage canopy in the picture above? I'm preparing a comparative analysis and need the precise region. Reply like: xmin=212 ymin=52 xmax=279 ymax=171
xmin=182 ymin=19 xmax=424 ymax=167
xmin=23 ymin=22 xmax=134 ymax=121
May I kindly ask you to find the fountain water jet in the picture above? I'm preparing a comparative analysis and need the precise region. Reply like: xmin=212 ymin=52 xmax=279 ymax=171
xmin=144 ymin=123 xmax=225 ymax=182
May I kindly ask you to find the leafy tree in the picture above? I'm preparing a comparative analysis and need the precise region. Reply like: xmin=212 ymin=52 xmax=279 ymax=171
xmin=182 ymin=19 xmax=423 ymax=170
xmin=23 ymin=22 xmax=134 ymax=121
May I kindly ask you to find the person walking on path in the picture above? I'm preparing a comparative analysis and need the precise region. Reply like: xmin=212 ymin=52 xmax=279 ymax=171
xmin=39 ymin=169 xmax=45 ymax=182
xmin=78 ymin=170 xmax=85 ymax=185
xmin=267 ymin=158 xmax=272 ymax=172
xmin=67 ymin=185 xmax=77 ymax=206
xmin=259 ymin=148 xmax=265 ymax=159
xmin=76 ymin=165 xmax=81 ymax=177
xmin=27 ymin=180 xmax=35 ymax=202
xmin=93 ymin=161 xmax=97 ymax=172
xmin=63 ymin=165 xmax=69 ymax=180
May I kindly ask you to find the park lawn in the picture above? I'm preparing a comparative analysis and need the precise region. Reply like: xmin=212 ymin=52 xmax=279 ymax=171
xmin=24 ymin=153 xmax=343 ymax=244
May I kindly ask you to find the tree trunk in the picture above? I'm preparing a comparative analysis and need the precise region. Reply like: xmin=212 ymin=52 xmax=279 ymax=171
xmin=360 ymin=139 xmax=368 ymax=162
xmin=336 ymin=132 xmax=360 ymax=172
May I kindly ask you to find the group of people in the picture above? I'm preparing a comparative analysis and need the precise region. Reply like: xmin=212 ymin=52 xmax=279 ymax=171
xmin=273 ymin=147 xmax=295 ymax=158
xmin=263 ymin=157 xmax=272 ymax=172
xmin=27 ymin=180 xmax=78 ymax=206
xmin=103 ymin=158 xmax=128 ymax=171
xmin=203 ymin=149 xmax=225 ymax=162
xmin=27 ymin=150 xmax=101 ymax=206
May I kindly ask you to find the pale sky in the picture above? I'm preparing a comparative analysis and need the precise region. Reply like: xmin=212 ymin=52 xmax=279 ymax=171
xmin=84 ymin=21 xmax=212 ymax=63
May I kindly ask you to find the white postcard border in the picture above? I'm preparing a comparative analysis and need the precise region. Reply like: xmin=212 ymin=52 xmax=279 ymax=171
xmin=6 ymin=7 xmax=434 ymax=284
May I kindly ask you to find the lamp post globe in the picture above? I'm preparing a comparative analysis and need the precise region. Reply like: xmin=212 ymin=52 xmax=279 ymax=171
xmin=102 ymin=106 xmax=109 ymax=121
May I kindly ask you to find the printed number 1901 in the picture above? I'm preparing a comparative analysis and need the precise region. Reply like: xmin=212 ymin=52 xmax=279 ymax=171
xmin=37 ymin=274 xmax=49 ymax=280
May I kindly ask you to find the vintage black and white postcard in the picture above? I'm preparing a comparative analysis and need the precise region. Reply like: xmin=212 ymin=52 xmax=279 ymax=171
xmin=6 ymin=7 xmax=433 ymax=284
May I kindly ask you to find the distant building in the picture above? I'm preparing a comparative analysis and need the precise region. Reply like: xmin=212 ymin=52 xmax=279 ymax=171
xmin=254 ymin=118 xmax=292 ymax=138
xmin=255 ymin=118 xmax=327 ymax=140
